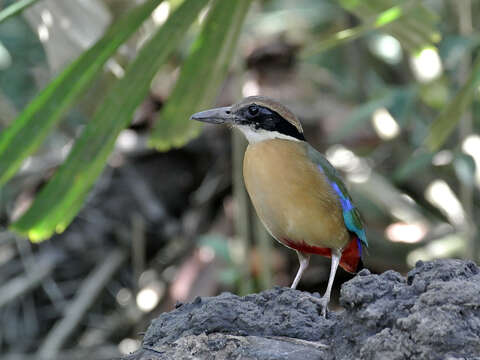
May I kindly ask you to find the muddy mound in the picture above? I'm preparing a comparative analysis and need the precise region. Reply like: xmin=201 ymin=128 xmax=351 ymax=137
xmin=122 ymin=259 xmax=480 ymax=359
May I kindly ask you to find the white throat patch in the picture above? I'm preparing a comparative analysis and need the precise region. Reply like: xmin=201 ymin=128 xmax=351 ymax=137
xmin=235 ymin=125 xmax=302 ymax=144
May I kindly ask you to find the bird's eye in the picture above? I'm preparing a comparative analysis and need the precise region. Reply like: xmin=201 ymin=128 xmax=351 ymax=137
xmin=248 ymin=105 xmax=259 ymax=116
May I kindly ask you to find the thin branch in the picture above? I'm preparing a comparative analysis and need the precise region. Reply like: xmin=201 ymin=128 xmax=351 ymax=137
xmin=0 ymin=0 xmax=40 ymax=24
xmin=0 ymin=250 xmax=63 ymax=308
xmin=38 ymin=249 xmax=126 ymax=358
xmin=454 ymin=0 xmax=477 ymax=261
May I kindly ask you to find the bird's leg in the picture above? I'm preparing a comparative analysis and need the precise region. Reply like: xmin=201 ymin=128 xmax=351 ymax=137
xmin=317 ymin=249 xmax=341 ymax=317
xmin=291 ymin=251 xmax=310 ymax=289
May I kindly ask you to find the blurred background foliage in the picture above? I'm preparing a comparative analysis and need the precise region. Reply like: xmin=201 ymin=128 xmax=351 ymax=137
xmin=0 ymin=0 xmax=479 ymax=358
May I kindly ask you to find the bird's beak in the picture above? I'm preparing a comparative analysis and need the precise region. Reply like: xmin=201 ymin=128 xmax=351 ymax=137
xmin=190 ymin=106 xmax=233 ymax=125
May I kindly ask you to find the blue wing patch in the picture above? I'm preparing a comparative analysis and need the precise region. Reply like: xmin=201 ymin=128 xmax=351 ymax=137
xmin=317 ymin=164 xmax=368 ymax=247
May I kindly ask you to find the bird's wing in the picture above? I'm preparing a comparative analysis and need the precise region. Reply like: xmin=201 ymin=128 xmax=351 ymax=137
xmin=306 ymin=144 xmax=368 ymax=247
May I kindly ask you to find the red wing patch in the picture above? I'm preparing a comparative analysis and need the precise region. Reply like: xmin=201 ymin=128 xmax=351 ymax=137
xmin=282 ymin=238 xmax=331 ymax=257
xmin=339 ymin=236 xmax=361 ymax=273
xmin=282 ymin=236 xmax=361 ymax=273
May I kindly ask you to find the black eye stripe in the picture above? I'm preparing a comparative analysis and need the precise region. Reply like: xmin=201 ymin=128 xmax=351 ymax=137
xmin=240 ymin=105 xmax=305 ymax=141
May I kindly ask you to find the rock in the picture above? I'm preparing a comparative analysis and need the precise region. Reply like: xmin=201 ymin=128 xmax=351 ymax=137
xmin=122 ymin=259 xmax=480 ymax=359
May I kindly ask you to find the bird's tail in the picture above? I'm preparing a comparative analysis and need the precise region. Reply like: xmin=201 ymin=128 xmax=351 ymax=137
xmin=339 ymin=236 xmax=364 ymax=273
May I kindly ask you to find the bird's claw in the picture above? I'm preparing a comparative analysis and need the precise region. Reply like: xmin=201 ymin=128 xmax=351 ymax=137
xmin=312 ymin=296 xmax=329 ymax=317
xmin=299 ymin=294 xmax=329 ymax=317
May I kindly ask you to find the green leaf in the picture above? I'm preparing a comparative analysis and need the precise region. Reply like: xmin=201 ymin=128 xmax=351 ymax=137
xmin=375 ymin=5 xmax=402 ymax=26
xmin=302 ymin=1 xmax=414 ymax=57
xmin=419 ymin=77 xmax=449 ymax=109
xmin=0 ymin=0 xmax=39 ymax=24
xmin=393 ymin=150 xmax=433 ymax=182
xmin=0 ymin=0 xmax=164 ymax=186
xmin=149 ymin=0 xmax=252 ymax=150
xmin=11 ymin=0 xmax=210 ymax=241
xmin=425 ymin=55 xmax=480 ymax=151
xmin=339 ymin=0 xmax=440 ymax=54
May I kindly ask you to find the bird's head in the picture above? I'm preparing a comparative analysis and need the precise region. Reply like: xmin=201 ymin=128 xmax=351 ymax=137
xmin=191 ymin=96 xmax=305 ymax=144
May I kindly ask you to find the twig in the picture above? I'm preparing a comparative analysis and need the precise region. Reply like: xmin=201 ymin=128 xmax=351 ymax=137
xmin=192 ymin=167 xmax=228 ymax=206
xmin=131 ymin=213 xmax=146 ymax=293
xmin=38 ymin=249 xmax=126 ymax=358
xmin=254 ymin=215 xmax=272 ymax=290
xmin=0 ymin=0 xmax=40 ymax=24
xmin=21 ymin=295 xmax=39 ymax=342
xmin=121 ymin=166 xmax=168 ymax=222
xmin=230 ymin=61 xmax=254 ymax=294
xmin=454 ymin=0 xmax=477 ymax=261
xmin=0 ymin=250 xmax=63 ymax=308
xmin=40 ymin=277 xmax=67 ymax=312
xmin=151 ymin=236 xmax=189 ymax=269
xmin=78 ymin=302 xmax=143 ymax=347
xmin=232 ymin=130 xmax=254 ymax=295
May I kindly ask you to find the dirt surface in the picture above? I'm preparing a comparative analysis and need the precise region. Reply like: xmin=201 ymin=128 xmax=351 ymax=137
xmin=122 ymin=259 xmax=480 ymax=359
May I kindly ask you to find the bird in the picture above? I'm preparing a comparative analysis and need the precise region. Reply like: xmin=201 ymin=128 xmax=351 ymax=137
xmin=191 ymin=96 xmax=367 ymax=316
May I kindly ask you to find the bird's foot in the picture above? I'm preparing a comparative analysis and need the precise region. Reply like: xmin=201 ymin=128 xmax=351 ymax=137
xmin=299 ymin=294 xmax=329 ymax=317
xmin=315 ymin=296 xmax=329 ymax=317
